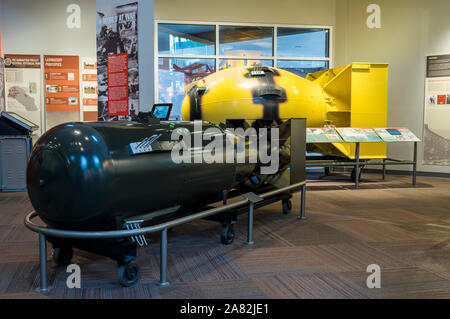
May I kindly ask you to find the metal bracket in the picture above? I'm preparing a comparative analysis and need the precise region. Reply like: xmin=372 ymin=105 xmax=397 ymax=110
xmin=123 ymin=220 xmax=148 ymax=246
xmin=242 ymin=192 xmax=263 ymax=204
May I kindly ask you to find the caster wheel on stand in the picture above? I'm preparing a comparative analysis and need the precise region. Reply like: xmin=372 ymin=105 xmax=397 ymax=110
xmin=118 ymin=262 xmax=140 ymax=287
xmin=282 ymin=199 xmax=292 ymax=215
xmin=221 ymin=224 xmax=235 ymax=245
xmin=52 ymin=247 xmax=73 ymax=266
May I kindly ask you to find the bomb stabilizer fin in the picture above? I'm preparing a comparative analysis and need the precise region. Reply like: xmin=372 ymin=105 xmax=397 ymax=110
xmin=307 ymin=63 xmax=389 ymax=159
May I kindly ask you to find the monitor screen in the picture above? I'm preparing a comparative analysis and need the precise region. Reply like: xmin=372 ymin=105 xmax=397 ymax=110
xmin=151 ymin=104 xmax=172 ymax=121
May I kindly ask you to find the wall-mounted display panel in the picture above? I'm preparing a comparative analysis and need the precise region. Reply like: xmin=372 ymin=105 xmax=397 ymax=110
xmin=43 ymin=55 xmax=80 ymax=130
xmin=82 ymin=57 xmax=98 ymax=122
xmin=423 ymin=54 xmax=450 ymax=166
xmin=3 ymin=54 xmax=42 ymax=135
xmin=97 ymin=0 xmax=139 ymax=121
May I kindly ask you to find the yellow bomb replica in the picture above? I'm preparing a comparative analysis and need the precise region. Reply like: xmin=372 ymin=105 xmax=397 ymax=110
xmin=181 ymin=63 xmax=389 ymax=159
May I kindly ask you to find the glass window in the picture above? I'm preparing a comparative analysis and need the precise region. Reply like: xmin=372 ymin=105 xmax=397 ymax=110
xmin=157 ymin=23 xmax=331 ymax=119
xmin=158 ymin=24 xmax=215 ymax=55
xmin=219 ymin=26 xmax=273 ymax=57
xmin=219 ymin=59 xmax=273 ymax=70
xmin=276 ymin=60 xmax=329 ymax=78
xmin=158 ymin=57 xmax=215 ymax=118
xmin=277 ymin=28 xmax=329 ymax=58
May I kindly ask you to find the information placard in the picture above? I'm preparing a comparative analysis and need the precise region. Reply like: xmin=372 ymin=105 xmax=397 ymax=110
xmin=97 ymin=0 xmax=139 ymax=120
xmin=374 ymin=128 xmax=420 ymax=142
xmin=426 ymin=54 xmax=450 ymax=78
xmin=82 ymin=57 xmax=98 ymax=121
xmin=3 ymin=54 xmax=42 ymax=134
xmin=423 ymin=53 xmax=450 ymax=165
xmin=107 ymin=53 xmax=129 ymax=116
xmin=336 ymin=128 xmax=382 ymax=143
xmin=306 ymin=128 xmax=343 ymax=143
xmin=44 ymin=55 xmax=80 ymax=112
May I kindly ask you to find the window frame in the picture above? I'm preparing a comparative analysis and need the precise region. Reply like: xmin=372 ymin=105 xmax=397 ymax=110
xmin=155 ymin=20 xmax=333 ymax=107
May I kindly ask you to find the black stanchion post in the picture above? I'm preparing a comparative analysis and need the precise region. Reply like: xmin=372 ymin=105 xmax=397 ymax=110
xmin=247 ymin=202 xmax=254 ymax=245
xmin=39 ymin=234 xmax=48 ymax=293
xmin=242 ymin=193 xmax=262 ymax=245
xmin=222 ymin=189 xmax=228 ymax=205
xmin=355 ymin=142 xmax=360 ymax=189
xmin=299 ymin=184 xmax=306 ymax=220
xmin=413 ymin=141 xmax=418 ymax=186
xmin=159 ymin=228 xmax=170 ymax=286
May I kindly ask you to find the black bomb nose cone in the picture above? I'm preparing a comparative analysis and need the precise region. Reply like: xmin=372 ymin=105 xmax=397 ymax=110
xmin=27 ymin=123 xmax=113 ymax=229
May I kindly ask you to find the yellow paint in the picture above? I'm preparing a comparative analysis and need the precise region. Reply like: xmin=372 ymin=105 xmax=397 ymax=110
xmin=181 ymin=63 xmax=388 ymax=159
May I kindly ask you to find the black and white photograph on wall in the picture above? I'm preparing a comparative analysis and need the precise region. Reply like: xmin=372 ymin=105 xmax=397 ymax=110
xmin=0 ymin=58 xmax=5 ymax=112
xmin=96 ymin=0 xmax=139 ymax=121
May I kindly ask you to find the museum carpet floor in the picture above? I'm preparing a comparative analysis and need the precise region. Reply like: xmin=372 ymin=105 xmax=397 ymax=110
xmin=0 ymin=173 xmax=449 ymax=299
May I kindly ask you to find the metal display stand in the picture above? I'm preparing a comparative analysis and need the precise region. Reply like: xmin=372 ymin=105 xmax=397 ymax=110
xmin=306 ymin=127 xmax=420 ymax=188
xmin=25 ymin=180 xmax=306 ymax=293
xmin=307 ymin=141 xmax=419 ymax=188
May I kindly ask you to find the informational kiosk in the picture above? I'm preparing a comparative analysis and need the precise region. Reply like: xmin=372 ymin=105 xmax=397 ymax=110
xmin=306 ymin=127 xmax=420 ymax=188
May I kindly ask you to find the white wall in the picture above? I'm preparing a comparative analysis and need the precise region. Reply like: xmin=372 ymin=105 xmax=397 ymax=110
xmin=154 ymin=0 xmax=336 ymax=26
xmin=0 ymin=0 xmax=96 ymax=56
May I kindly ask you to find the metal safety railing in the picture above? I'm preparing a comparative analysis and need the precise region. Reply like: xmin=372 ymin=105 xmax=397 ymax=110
xmin=25 ymin=181 xmax=307 ymax=293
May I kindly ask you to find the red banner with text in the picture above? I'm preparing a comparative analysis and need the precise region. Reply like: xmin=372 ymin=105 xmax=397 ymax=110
xmin=107 ymin=53 xmax=129 ymax=116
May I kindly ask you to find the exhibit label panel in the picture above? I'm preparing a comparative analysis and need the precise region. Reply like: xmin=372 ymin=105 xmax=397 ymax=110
xmin=306 ymin=128 xmax=343 ymax=143
xmin=423 ymin=54 xmax=450 ymax=165
xmin=107 ymin=53 xmax=128 ymax=116
xmin=3 ymin=54 xmax=41 ymax=134
xmin=82 ymin=57 xmax=98 ymax=121
xmin=336 ymin=128 xmax=382 ymax=143
xmin=96 ymin=0 xmax=139 ymax=121
xmin=44 ymin=55 xmax=80 ymax=112
xmin=44 ymin=55 xmax=80 ymax=129
xmin=374 ymin=128 xmax=420 ymax=142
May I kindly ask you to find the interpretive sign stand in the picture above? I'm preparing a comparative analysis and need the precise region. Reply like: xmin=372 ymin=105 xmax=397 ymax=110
xmin=306 ymin=127 xmax=420 ymax=188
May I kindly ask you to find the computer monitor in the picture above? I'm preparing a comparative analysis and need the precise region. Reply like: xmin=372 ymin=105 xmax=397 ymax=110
xmin=151 ymin=104 xmax=172 ymax=121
